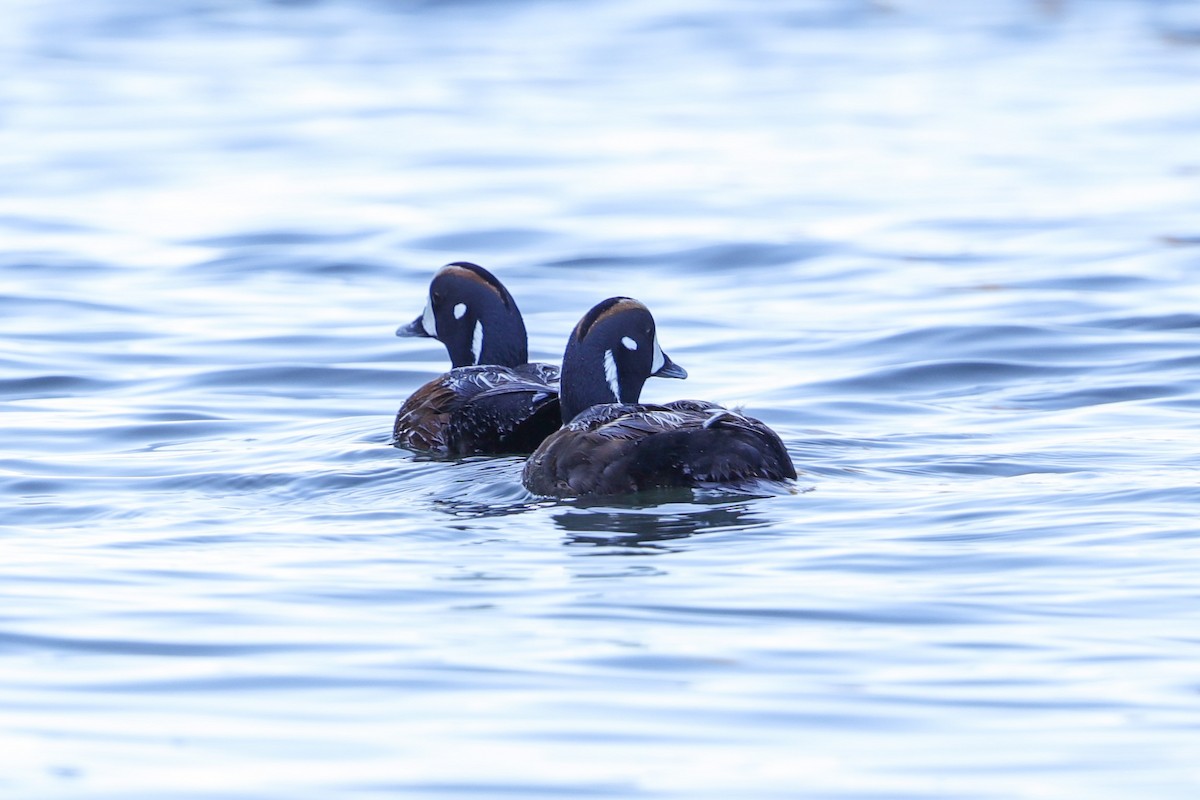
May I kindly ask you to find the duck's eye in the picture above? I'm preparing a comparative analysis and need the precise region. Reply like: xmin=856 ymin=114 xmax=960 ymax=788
xmin=431 ymin=292 xmax=443 ymax=304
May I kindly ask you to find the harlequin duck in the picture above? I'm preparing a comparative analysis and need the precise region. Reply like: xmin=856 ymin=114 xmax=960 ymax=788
xmin=522 ymin=297 xmax=796 ymax=497
xmin=392 ymin=262 xmax=560 ymax=455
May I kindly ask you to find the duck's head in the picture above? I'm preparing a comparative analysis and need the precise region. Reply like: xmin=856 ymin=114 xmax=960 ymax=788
xmin=559 ymin=297 xmax=687 ymax=422
xmin=397 ymin=262 xmax=529 ymax=368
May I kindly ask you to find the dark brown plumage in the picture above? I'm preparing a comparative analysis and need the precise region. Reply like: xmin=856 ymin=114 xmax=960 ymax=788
xmin=392 ymin=263 xmax=559 ymax=456
xmin=521 ymin=298 xmax=795 ymax=497
xmin=394 ymin=363 xmax=560 ymax=456
xmin=523 ymin=400 xmax=796 ymax=496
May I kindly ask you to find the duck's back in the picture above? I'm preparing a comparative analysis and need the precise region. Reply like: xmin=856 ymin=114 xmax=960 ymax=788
xmin=522 ymin=400 xmax=796 ymax=497
xmin=394 ymin=363 xmax=560 ymax=456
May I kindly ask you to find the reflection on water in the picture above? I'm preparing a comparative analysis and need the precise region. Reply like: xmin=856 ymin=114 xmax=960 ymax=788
xmin=557 ymin=497 xmax=774 ymax=549
xmin=4 ymin=0 xmax=1200 ymax=798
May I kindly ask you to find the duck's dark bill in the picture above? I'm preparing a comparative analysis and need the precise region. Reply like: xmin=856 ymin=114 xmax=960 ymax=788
xmin=396 ymin=316 xmax=430 ymax=338
xmin=655 ymin=357 xmax=687 ymax=379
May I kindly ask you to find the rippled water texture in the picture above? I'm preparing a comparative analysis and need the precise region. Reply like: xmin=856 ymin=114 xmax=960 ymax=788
xmin=3 ymin=1 xmax=1200 ymax=797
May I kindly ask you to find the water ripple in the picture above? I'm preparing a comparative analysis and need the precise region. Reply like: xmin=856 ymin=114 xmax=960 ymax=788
xmin=3 ymin=0 xmax=1200 ymax=798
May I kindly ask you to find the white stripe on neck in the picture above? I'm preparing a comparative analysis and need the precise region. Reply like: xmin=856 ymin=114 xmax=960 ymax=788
xmin=603 ymin=349 xmax=620 ymax=401
xmin=471 ymin=321 xmax=484 ymax=364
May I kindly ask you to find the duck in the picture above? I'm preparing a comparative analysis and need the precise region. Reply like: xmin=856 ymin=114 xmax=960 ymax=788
xmin=522 ymin=297 xmax=796 ymax=497
xmin=392 ymin=262 xmax=560 ymax=455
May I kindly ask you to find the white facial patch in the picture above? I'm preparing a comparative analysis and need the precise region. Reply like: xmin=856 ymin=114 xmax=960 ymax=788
xmin=621 ymin=336 xmax=638 ymax=351
xmin=650 ymin=336 xmax=665 ymax=374
xmin=453 ymin=303 xmax=467 ymax=320
xmin=603 ymin=349 xmax=620 ymax=401
xmin=470 ymin=321 xmax=484 ymax=365
xmin=421 ymin=299 xmax=438 ymax=337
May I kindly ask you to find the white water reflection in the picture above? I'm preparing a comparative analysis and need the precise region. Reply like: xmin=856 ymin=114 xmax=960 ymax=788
xmin=3 ymin=1 xmax=1200 ymax=798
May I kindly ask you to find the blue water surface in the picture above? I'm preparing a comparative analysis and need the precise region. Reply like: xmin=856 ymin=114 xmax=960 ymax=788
xmin=2 ymin=0 xmax=1200 ymax=797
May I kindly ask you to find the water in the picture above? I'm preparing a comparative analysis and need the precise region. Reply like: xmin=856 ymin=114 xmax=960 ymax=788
xmin=3 ymin=0 xmax=1200 ymax=796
